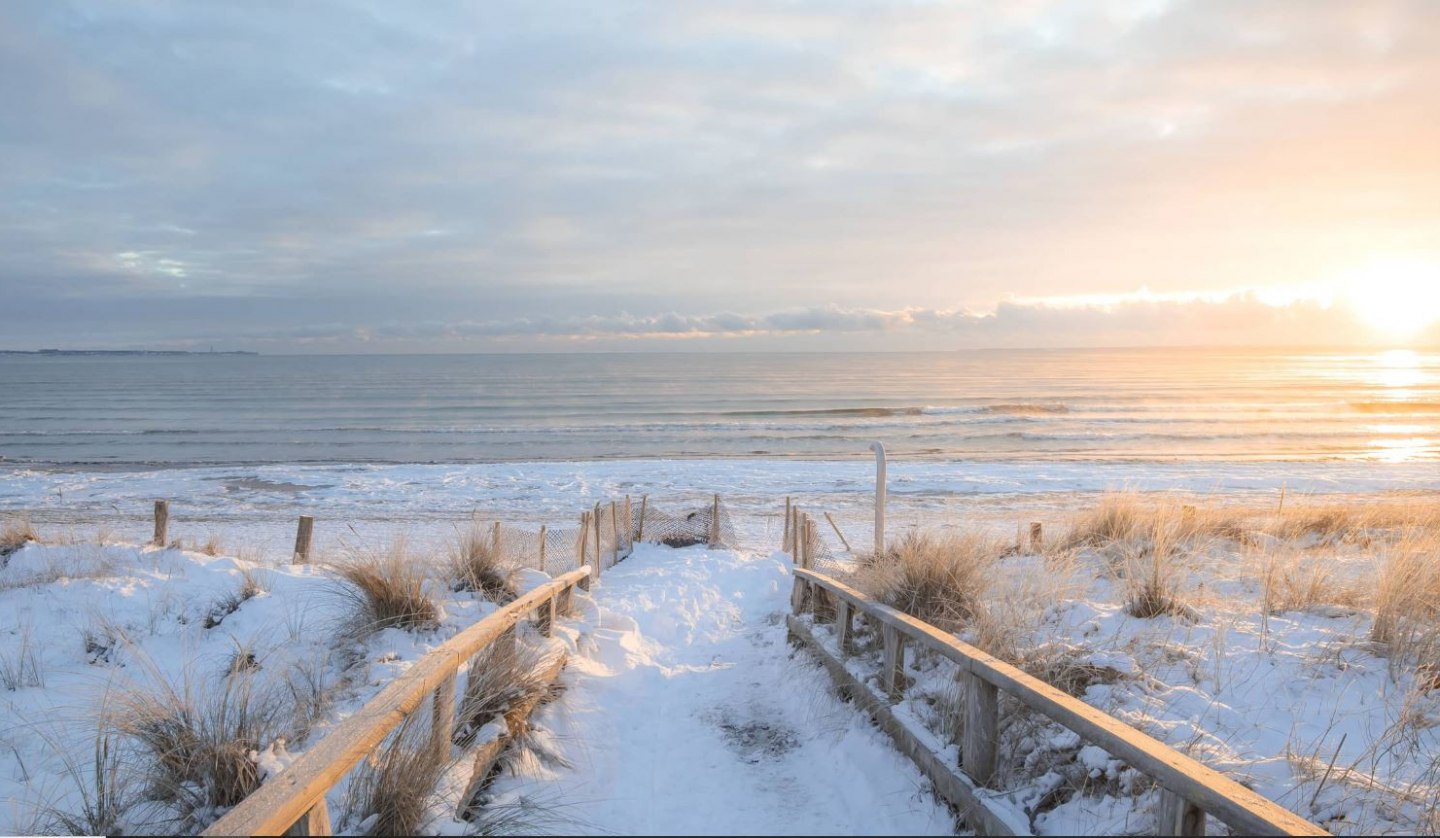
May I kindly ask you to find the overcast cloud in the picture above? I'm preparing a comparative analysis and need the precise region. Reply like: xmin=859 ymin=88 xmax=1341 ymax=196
xmin=2 ymin=1 xmax=1437 ymax=351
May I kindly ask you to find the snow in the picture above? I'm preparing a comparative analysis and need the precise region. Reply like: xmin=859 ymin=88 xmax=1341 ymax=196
xmin=0 ymin=538 xmax=501 ymax=835
xmin=480 ymin=543 xmax=955 ymax=836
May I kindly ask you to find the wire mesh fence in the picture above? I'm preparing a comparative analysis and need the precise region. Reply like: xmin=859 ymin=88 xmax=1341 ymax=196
xmin=476 ymin=494 xmax=741 ymax=578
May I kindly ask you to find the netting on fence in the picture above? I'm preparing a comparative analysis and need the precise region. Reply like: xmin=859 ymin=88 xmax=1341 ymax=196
xmin=783 ymin=505 xmax=863 ymax=579
xmin=478 ymin=494 xmax=739 ymax=579
xmin=634 ymin=495 xmax=738 ymax=550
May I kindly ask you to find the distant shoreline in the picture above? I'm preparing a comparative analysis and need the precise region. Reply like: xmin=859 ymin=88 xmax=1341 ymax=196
xmin=0 ymin=349 xmax=258 ymax=356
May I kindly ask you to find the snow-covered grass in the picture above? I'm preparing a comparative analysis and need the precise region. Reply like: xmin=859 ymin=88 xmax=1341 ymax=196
xmin=0 ymin=529 xmax=541 ymax=835
xmin=847 ymin=492 xmax=1440 ymax=834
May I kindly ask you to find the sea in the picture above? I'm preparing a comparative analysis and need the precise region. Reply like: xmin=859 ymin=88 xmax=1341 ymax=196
xmin=3 ymin=348 xmax=1438 ymax=550
xmin=2 ymin=348 xmax=1438 ymax=466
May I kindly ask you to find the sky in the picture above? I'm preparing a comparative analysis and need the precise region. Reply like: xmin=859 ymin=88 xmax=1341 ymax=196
xmin=2 ymin=0 xmax=1439 ymax=352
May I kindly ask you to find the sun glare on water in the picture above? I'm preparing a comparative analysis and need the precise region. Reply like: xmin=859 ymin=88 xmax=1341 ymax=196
xmin=1345 ymin=258 xmax=1440 ymax=338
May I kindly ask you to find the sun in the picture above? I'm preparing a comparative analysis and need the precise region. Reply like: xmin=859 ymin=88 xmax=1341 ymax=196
xmin=1343 ymin=258 xmax=1440 ymax=339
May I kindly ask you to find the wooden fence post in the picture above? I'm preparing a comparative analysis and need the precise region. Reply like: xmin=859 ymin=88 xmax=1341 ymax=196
xmin=1029 ymin=522 xmax=1044 ymax=553
xmin=708 ymin=494 xmax=721 ymax=547
xmin=962 ymin=673 xmax=998 ymax=786
xmin=882 ymin=624 xmax=906 ymax=702
xmin=491 ymin=521 xmax=502 ymax=560
xmin=1158 ymin=790 xmax=1207 ymax=836
xmin=610 ymin=501 xmax=620 ymax=566
xmin=284 ymin=801 xmax=332 ymax=836
xmin=577 ymin=512 xmax=593 ymax=589
xmin=624 ymin=495 xmax=633 ymax=553
xmin=292 ymin=515 xmax=315 ymax=564
xmin=430 ymin=673 xmax=456 ymax=763
xmin=538 ymin=525 xmax=547 ymax=574
xmin=593 ymin=504 xmax=602 ymax=574
xmin=836 ymin=600 xmax=855 ymax=655
xmin=152 ymin=500 xmax=169 ymax=547
xmin=637 ymin=495 xmax=648 ymax=542
xmin=783 ymin=496 xmax=792 ymax=552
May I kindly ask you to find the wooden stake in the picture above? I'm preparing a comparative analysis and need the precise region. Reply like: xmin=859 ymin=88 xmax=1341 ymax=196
xmin=293 ymin=515 xmax=315 ymax=564
xmin=1029 ymin=522 xmax=1044 ymax=552
xmin=825 ymin=512 xmax=853 ymax=553
xmin=708 ymin=494 xmax=721 ymax=547
xmin=152 ymin=500 xmax=169 ymax=547
xmin=491 ymin=521 xmax=502 ymax=559
xmin=538 ymin=525 xmax=547 ymax=573
xmin=637 ymin=495 xmax=648 ymax=542
xmin=624 ymin=495 xmax=633 ymax=553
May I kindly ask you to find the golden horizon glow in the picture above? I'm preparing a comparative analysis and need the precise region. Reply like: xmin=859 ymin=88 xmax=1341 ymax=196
xmin=1343 ymin=259 xmax=1440 ymax=339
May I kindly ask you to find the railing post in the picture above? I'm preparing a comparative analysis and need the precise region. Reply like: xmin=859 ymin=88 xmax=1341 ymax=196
xmin=882 ymin=623 xmax=906 ymax=702
xmin=152 ymin=500 xmax=169 ymax=547
xmin=961 ymin=672 xmax=998 ymax=786
xmin=293 ymin=515 xmax=315 ymax=564
xmin=283 ymin=800 xmax=332 ymax=836
xmin=1158 ymin=790 xmax=1207 ymax=836
xmin=538 ymin=525 xmax=547 ymax=574
xmin=430 ymin=672 xmax=457 ymax=762
xmin=537 ymin=594 xmax=555 ymax=637
xmin=836 ymin=599 xmax=855 ymax=655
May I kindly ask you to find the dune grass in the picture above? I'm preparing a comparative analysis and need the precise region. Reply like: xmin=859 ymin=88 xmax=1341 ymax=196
xmin=0 ymin=514 xmax=38 ymax=561
xmin=449 ymin=524 xmax=516 ymax=602
xmin=331 ymin=541 xmax=439 ymax=636
xmin=343 ymin=714 xmax=449 ymax=836
xmin=114 ymin=667 xmax=292 ymax=817
xmin=858 ymin=531 xmax=1004 ymax=633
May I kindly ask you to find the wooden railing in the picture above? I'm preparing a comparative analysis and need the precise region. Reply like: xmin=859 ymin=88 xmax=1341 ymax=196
xmin=203 ymin=566 xmax=592 ymax=837
xmin=787 ymin=562 xmax=1328 ymax=837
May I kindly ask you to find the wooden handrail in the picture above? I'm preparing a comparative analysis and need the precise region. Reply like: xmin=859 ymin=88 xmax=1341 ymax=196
xmin=791 ymin=567 xmax=1328 ymax=837
xmin=204 ymin=566 xmax=592 ymax=837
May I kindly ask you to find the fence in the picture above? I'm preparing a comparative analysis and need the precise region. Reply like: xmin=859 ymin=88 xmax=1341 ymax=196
xmin=781 ymin=520 xmax=1328 ymax=837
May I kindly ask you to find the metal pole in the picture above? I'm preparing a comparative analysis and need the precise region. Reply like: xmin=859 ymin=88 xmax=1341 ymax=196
xmin=869 ymin=441 xmax=886 ymax=557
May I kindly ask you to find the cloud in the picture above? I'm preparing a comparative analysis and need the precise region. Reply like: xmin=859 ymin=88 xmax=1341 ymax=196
xmin=0 ymin=1 xmax=1437 ymax=350
xmin=73 ymin=290 xmax=1397 ymax=353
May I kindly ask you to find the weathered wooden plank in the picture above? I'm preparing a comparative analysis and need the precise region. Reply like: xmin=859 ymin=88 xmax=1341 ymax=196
xmin=787 ymin=615 xmax=1027 ymax=837
xmin=791 ymin=568 xmax=1327 ymax=837
xmin=202 ymin=568 xmax=590 ymax=837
